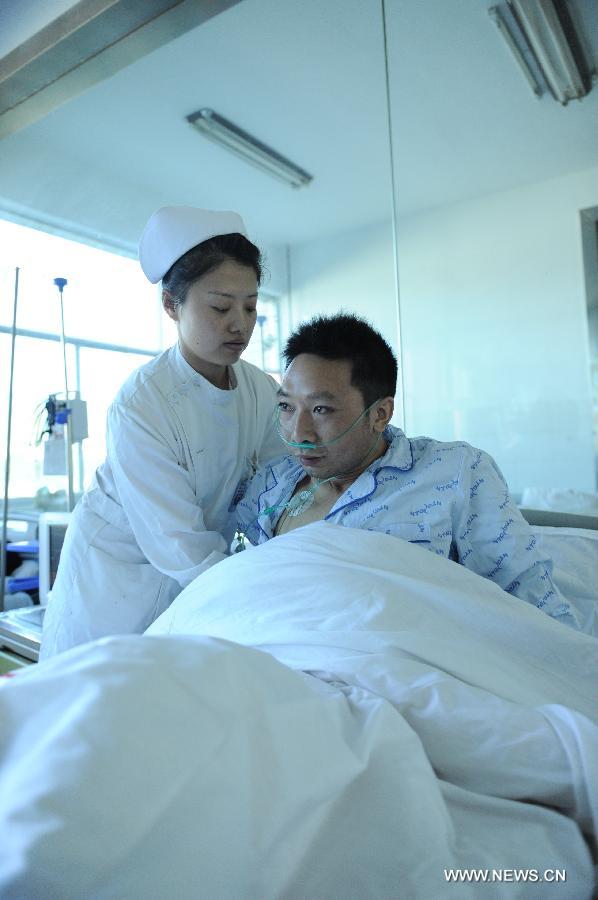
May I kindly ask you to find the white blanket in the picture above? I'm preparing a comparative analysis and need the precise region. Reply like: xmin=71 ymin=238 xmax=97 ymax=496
xmin=1 ymin=522 xmax=597 ymax=898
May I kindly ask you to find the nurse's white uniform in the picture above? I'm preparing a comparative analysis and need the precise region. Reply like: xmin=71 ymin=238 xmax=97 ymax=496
xmin=40 ymin=343 xmax=281 ymax=658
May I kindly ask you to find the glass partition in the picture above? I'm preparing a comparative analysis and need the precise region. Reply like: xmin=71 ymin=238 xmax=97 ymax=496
xmin=186 ymin=0 xmax=399 ymax=377
xmin=2 ymin=0 xmax=400 ymax=512
xmin=385 ymin=0 xmax=597 ymax=510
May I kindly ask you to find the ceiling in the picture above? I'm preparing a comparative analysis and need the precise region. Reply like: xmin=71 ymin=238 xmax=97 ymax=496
xmin=0 ymin=0 xmax=597 ymax=253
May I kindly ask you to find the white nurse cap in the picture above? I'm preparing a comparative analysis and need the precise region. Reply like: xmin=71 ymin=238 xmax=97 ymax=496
xmin=138 ymin=206 xmax=248 ymax=284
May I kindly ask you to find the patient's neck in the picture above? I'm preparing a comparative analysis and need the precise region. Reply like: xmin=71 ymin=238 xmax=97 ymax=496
xmin=309 ymin=476 xmax=349 ymax=500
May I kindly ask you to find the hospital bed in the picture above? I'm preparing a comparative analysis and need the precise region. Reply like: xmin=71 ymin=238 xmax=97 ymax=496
xmin=0 ymin=518 xmax=597 ymax=898
xmin=1 ymin=506 xmax=596 ymax=665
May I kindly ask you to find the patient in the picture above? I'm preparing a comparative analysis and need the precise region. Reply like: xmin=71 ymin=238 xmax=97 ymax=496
xmin=237 ymin=312 xmax=578 ymax=627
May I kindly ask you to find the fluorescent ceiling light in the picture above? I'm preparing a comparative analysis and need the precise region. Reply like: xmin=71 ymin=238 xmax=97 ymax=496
xmin=186 ymin=108 xmax=313 ymax=188
xmin=490 ymin=5 xmax=544 ymax=96
xmin=490 ymin=0 xmax=592 ymax=105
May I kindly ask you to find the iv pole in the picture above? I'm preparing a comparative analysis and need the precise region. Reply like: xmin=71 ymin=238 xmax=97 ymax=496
xmin=53 ymin=277 xmax=75 ymax=512
xmin=0 ymin=268 xmax=20 ymax=614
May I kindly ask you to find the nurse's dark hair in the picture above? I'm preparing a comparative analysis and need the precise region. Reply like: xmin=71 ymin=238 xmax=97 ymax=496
xmin=283 ymin=312 xmax=397 ymax=407
xmin=162 ymin=233 xmax=263 ymax=305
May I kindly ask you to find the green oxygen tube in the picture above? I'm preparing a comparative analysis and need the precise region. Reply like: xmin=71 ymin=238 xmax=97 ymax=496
xmin=233 ymin=420 xmax=385 ymax=552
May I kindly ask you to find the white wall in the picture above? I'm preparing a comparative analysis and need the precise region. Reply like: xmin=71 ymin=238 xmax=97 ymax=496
xmin=288 ymin=166 xmax=598 ymax=495
xmin=398 ymin=165 xmax=597 ymax=494
xmin=288 ymin=218 xmax=399 ymax=399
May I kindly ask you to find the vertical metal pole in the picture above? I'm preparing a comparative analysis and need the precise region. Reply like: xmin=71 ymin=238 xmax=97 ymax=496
xmin=54 ymin=278 xmax=75 ymax=512
xmin=257 ymin=315 xmax=267 ymax=371
xmin=381 ymin=0 xmax=406 ymax=431
xmin=0 ymin=268 xmax=20 ymax=614
xmin=285 ymin=244 xmax=294 ymax=332
xmin=64 ymin=416 xmax=75 ymax=512
xmin=75 ymin=344 xmax=84 ymax=494
xmin=56 ymin=279 xmax=70 ymax=400
xmin=274 ymin=296 xmax=283 ymax=381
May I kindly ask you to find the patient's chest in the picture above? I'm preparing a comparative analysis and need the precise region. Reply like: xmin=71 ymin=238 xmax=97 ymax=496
xmin=325 ymin=468 xmax=458 ymax=558
xmin=275 ymin=482 xmax=339 ymax=536
xmin=262 ymin=438 xmax=474 ymax=560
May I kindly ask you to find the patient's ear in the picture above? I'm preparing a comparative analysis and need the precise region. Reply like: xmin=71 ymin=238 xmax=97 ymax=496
xmin=372 ymin=397 xmax=394 ymax=432
xmin=162 ymin=289 xmax=179 ymax=322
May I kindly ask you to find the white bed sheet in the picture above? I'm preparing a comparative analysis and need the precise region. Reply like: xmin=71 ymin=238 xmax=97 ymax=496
xmin=533 ymin=526 xmax=598 ymax=635
xmin=1 ymin=522 xmax=597 ymax=899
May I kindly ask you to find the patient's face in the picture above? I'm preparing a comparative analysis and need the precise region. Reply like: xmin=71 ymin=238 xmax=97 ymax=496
xmin=277 ymin=354 xmax=384 ymax=481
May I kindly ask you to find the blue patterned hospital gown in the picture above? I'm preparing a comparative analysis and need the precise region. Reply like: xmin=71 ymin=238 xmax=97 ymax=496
xmin=236 ymin=426 xmax=577 ymax=625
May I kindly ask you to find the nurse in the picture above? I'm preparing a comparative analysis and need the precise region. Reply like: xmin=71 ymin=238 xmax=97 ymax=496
xmin=41 ymin=207 xmax=282 ymax=658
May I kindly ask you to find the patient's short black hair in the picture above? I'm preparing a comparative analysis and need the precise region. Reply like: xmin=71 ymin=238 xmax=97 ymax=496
xmin=283 ymin=312 xmax=397 ymax=407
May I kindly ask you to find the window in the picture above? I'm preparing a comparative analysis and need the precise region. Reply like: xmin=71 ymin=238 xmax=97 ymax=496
xmin=1 ymin=218 xmax=282 ymax=511
xmin=241 ymin=294 xmax=283 ymax=381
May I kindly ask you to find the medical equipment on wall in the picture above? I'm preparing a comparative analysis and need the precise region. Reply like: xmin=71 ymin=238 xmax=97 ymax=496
xmin=36 ymin=392 xmax=88 ymax=480
xmin=37 ymin=511 xmax=71 ymax=607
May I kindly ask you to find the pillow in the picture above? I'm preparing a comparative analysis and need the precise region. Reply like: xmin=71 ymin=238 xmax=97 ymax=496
xmin=533 ymin=526 xmax=598 ymax=636
xmin=521 ymin=487 xmax=598 ymax=516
